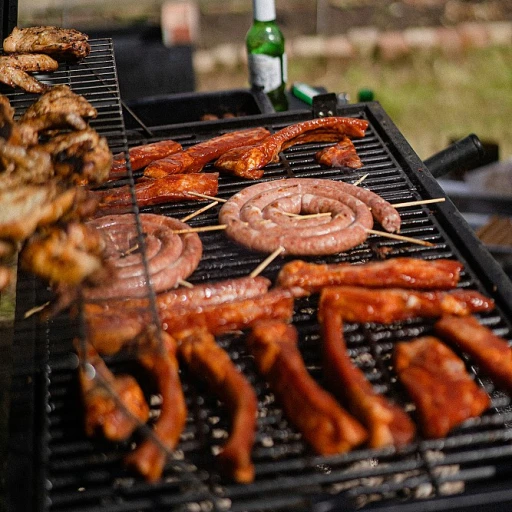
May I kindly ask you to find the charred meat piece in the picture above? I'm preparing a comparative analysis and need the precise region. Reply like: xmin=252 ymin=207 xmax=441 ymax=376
xmin=395 ymin=336 xmax=490 ymax=438
xmin=435 ymin=315 xmax=512 ymax=392
xmin=214 ymin=117 xmax=369 ymax=180
xmin=125 ymin=330 xmax=187 ymax=482
xmin=0 ymin=184 xmax=77 ymax=241
xmin=20 ymin=222 xmax=106 ymax=286
xmin=95 ymin=173 xmax=219 ymax=214
xmin=277 ymin=257 xmax=464 ymax=297
xmin=319 ymin=307 xmax=416 ymax=448
xmin=319 ymin=286 xmax=494 ymax=324
xmin=143 ymin=127 xmax=271 ymax=179
xmin=248 ymin=320 xmax=367 ymax=454
xmin=109 ymin=139 xmax=183 ymax=181
xmin=75 ymin=339 xmax=150 ymax=441
xmin=316 ymin=135 xmax=363 ymax=169
xmin=40 ymin=129 xmax=112 ymax=185
xmin=0 ymin=53 xmax=59 ymax=93
xmin=0 ymin=94 xmax=16 ymax=142
xmin=3 ymin=26 xmax=91 ymax=60
xmin=176 ymin=327 xmax=258 ymax=483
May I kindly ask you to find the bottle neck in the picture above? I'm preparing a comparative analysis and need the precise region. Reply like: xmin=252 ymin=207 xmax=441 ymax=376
xmin=253 ymin=0 xmax=276 ymax=22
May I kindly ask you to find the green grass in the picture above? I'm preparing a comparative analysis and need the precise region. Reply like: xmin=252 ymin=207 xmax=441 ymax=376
xmin=198 ymin=45 xmax=512 ymax=161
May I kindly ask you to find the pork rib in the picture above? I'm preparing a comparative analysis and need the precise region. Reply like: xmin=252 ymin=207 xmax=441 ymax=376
xmin=435 ymin=315 xmax=512 ymax=392
xmin=247 ymin=320 xmax=367 ymax=454
xmin=319 ymin=286 xmax=494 ymax=324
xmin=319 ymin=308 xmax=416 ymax=448
xmin=176 ymin=328 xmax=258 ymax=483
xmin=395 ymin=336 xmax=490 ymax=438
xmin=277 ymin=257 xmax=463 ymax=297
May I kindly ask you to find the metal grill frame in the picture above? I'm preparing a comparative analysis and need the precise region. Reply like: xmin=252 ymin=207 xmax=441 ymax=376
xmin=5 ymin=40 xmax=512 ymax=512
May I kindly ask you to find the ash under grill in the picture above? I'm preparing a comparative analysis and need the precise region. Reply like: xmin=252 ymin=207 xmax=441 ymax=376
xmin=6 ymin=40 xmax=512 ymax=512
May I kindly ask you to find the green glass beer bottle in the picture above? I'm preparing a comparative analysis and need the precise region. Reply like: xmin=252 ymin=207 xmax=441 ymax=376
xmin=246 ymin=0 xmax=288 ymax=111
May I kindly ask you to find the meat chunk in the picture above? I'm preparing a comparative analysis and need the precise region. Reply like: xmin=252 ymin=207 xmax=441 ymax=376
xmin=319 ymin=286 xmax=494 ymax=324
xmin=277 ymin=257 xmax=463 ymax=297
xmin=3 ymin=26 xmax=91 ymax=60
xmin=319 ymin=308 xmax=416 ymax=448
xmin=247 ymin=320 xmax=367 ymax=454
xmin=315 ymin=136 xmax=363 ymax=169
xmin=435 ymin=315 xmax=512 ymax=392
xmin=395 ymin=336 xmax=490 ymax=438
xmin=0 ymin=53 xmax=59 ymax=93
xmin=176 ymin=328 xmax=258 ymax=483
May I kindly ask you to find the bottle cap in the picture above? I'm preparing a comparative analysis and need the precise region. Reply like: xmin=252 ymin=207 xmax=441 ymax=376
xmin=253 ymin=0 xmax=276 ymax=22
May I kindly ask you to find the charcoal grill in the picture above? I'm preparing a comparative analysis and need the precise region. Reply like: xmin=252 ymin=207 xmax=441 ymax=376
xmin=3 ymin=38 xmax=512 ymax=512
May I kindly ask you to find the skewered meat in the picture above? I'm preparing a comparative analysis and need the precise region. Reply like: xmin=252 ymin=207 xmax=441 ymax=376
xmin=95 ymin=173 xmax=219 ymax=214
xmin=218 ymin=178 xmax=400 ymax=255
xmin=0 ymin=53 xmax=59 ymax=93
xmin=395 ymin=336 xmax=490 ymax=438
xmin=88 ymin=275 xmax=272 ymax=312
xmin=316 ymin=136 xmax=363 ymax=169
xmin=109 ymin=139 xmax=183 ymax=181
xmin=176 ymin=327 xmax=258 ymax=483
xmin=319 ymin=308 xmax=416 ymax=448
xmin=277 ymin=257 xmax=463 ymax=297
xmin=125 ymin=329 xmax=187 ymax=482
xmin=75 ymin=339 xmax=150 ymax=441
xmin=143 ymin=127 xmax=271 ymax=179
xmin=3 ymin=26 xmax=91 ymax=60
xmin=40 ymin=129 xmax=112 ymax=185
xmin=319 ymin=286 xmax=494 ymax=324
xmin=248 ymin=320 xmax=367 ymax=454
xmin=435 ymin=315 xmax=512 ymax=392
xmin=0 ymin=184 xmax=77 ymax=241
xmin=20 ymin=222 xmax=106 ymax=286
xmin=214 ymin=117 xmax=368 ymax=180
xmin=84 ymin=288 xmax=295 ymax=353
xmin=83 ymin=214 xmax=202 ymax=300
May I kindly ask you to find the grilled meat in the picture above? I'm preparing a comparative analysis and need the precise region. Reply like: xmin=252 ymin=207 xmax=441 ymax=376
xmin=0 ymin=53 xmax=59 ymax=93
xmin=319 ymin=308 xmax=416 ymax=448
xmin=40 ymin=129 xmax=112 ymax=185
xmin=20 ymin=222 xmax=107 ymax=286
xmin=435 ymin=315 xmax=512 ymax=392
xmin=176 ymin=327 xmax=258 ymax=483
xmin=395 ymin=336 xmax=490 ymax=438
xmin=125 ymin=329 xmax=187 ymax=482
xmin=248 ymin=320 xmax=368 ymax=454
xmin=316 ymin=135 xmax=363 ymax=169
xmin=76 ymin=339 xmax=150 ymax=441
xmin=0 ymin=95 xmax=16 ymax=143
xmin=3 ymin=26 xmax=91 ymax=60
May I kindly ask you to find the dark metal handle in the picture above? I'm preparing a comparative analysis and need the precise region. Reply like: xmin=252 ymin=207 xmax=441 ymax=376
xmin=424 ymin=134 xmax=486 ymax=178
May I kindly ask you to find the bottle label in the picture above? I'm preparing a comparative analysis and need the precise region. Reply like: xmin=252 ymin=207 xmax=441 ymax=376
xmin=248 ymin=53 xmax=284 ymax=93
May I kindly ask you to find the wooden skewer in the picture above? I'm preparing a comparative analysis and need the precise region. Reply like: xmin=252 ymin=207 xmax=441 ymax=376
xmin=121 ymin=243 xmax=139 ymax=257
xmin=284 ymin=211 xmax=332 ymax=219
xmin=24 ymin=301 xmax=51 ymax=319
xmin=352 ymin=173 xmax=369 ymax=186
xmin=188 ymin=191 xmax=227 ymax=203
xmin=250 ymin=246 xmax=286 ymax=278
xmin=172 ymin=224 xmax=228 ymax=235
xmin=392 ymin=197 xmax=446 ymax=208
xmin=181 ymin=201 xmax=219 ymax=222
xmin=366 ymin=228 xmax=434 ymax=247
xmin=178 ymin=279 xmax=194 ymax=288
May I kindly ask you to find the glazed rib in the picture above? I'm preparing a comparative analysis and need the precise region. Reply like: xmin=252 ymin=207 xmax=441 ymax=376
xmin=319 ymin=308 xmax=415 ymax=448
xmin=435 ymin=315 xmax=512 ymax=392
xmin=124 ymin=331 xmax=187 ymax=482
xmin=315 ymin=136 xmax=363 ymax=169
xmin=247 ymin=320 xmax=367 ymax=454
xmin=319 ymin=286 xmax=494 ymax=324
xmin=395 ymin=336 xmax=490 ymax=438
xmin=143 ymin=127 xmax=271 ymax=179
xmin=176 ymin=328 xmax=258 ymax=483
xmin=277 ymin=257 xmax=463 ymax=297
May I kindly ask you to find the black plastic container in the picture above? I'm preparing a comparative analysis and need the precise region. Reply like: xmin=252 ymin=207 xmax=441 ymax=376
xmin=123 ymin=88 xmax=275 ymax=129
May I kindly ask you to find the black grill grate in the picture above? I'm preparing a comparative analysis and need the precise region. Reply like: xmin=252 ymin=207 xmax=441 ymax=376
xmin=6 ymin=40 xmax=512 ymax=512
